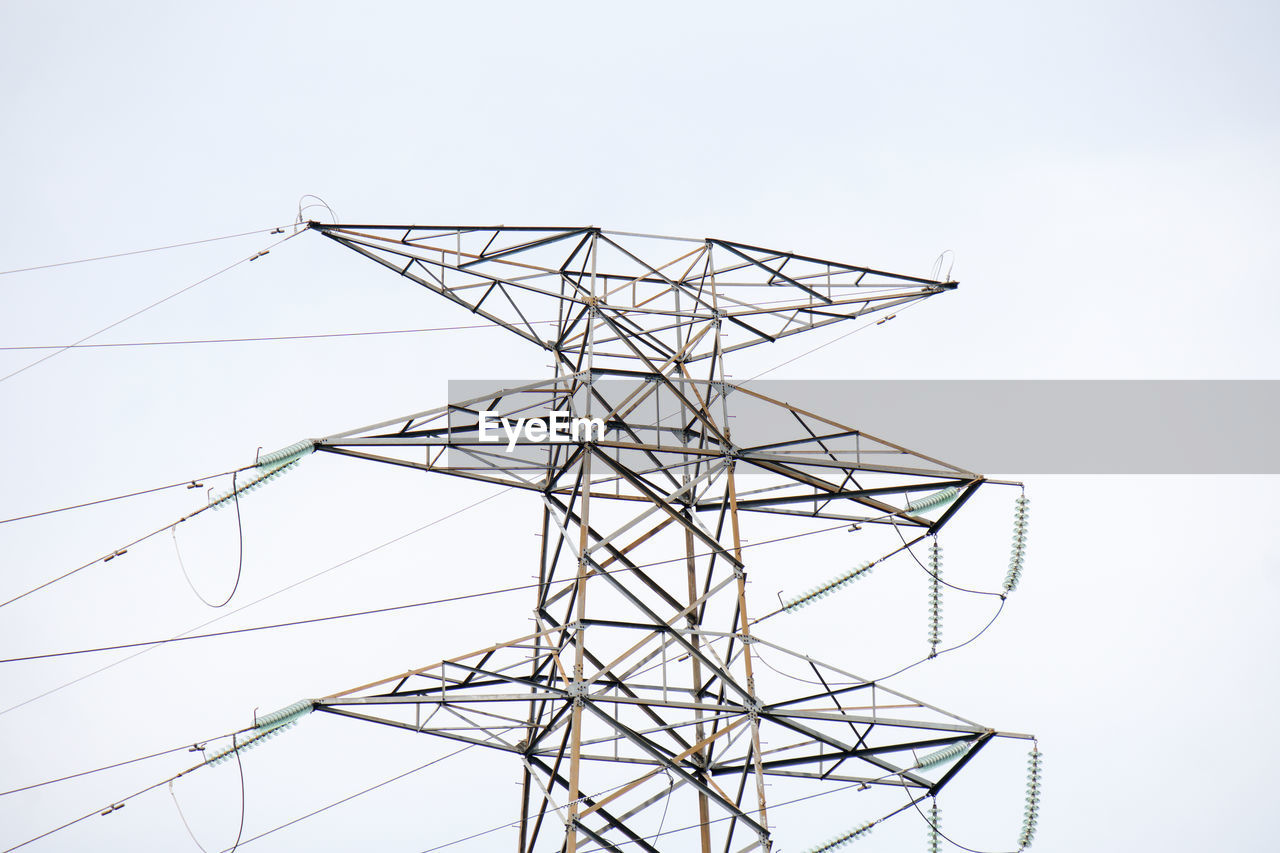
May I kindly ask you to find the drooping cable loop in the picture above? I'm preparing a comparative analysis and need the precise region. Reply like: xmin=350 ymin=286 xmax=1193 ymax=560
xmin=172 ymin=526 xmax=222 ymax=608
xmin=178 ymin=468 xmax=247 ymax=608
xmin=782 ymin=560 xmax=874 ymax=613
xmin=1002 ymin=494 xmax=1031 ymax=594
xmin=169 ymin=779 xmax=212 ymax=853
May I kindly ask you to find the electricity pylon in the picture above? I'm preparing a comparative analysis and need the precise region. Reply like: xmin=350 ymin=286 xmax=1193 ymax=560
xmin=279 ymin=224 xmax=1033 ymax=852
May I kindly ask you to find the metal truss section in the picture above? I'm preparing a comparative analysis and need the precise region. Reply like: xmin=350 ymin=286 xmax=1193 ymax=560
xmin=316 ymin=629 xmax=1010 ymax=853
xmin=317 ymin=374 xmax=979 ymax=527
xmin=300 ymin=223 xmax=1031 ymax=853
xmin=309 ymin=224 xmax=955 ymax=367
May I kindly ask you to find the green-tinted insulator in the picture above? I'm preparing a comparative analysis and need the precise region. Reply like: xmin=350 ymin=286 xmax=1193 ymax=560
xmin=928 ymin=540 xmax=943 ymax=652
xmin=915 ymin=741 xmax=970 ymax=770
xmin=205 ymin=727 xmax=276 ymax=766
xmin=927 ymin=801 xmax=942 ymax=853
xmin=783 ymin=561 xmax=875 ymax=613
xmin=255 ymin=699 xmax=313 ymax=729
xmin=1003 ymin=495 xmax=1031 ymax=593
xmin=208 ymin=459 xmax=302 ymax=511
xmin=906 ymin=487 xmax=959 ymax=514
xmin=256 ymin=440 xmax=315 ymax=469
xmin=206 ymin=441 xmax=316 ymax=511
xmin=1018 ymin=746 xmax=1042 ymax=848
xmin=204 ymin=700 xmax=314 ymax=767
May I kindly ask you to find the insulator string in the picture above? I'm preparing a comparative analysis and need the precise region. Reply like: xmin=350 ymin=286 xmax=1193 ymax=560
xmin=906 ymin=487 xmax=959 ymax=514
xmin=1003 ymin=494 xmax=1030 ymax=593
xmin=781 ymin=561 xmax=875 ymax=613
xmin=207 ymin=460 xmax=301 ymax=510
xmin=203 ymin=701 xmax=313 ymax=767
xmin=1019 ymin=745 xmax=1042 ymax=849
xmin=928 ymin=538 xmax=943 ymax=655
xmin=914 ymin=741 xmax=969 ymax=770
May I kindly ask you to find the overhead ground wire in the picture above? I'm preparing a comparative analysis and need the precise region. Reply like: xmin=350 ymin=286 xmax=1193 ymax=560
xmin=0 ymin=229 xmax=303 ymax=385
xmin=0 ymin=225 xmax=291 ymax=277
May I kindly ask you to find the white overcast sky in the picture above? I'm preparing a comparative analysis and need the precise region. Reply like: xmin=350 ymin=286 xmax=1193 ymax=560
xmin=1 ymin=2 xmax=1277 ymax=852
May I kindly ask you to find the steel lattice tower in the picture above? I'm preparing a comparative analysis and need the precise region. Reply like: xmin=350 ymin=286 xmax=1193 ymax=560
xmin=284 ymin=223 xmax=1033 ymax=852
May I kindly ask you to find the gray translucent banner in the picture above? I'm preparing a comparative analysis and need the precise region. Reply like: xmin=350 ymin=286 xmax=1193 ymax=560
xmin=447 ymin=380 xmax=1278 ymax=475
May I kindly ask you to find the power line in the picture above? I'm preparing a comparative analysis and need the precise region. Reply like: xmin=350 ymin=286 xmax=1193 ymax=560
xmin=889 ymin=521 xmax=1007 ymax=598
xmin=869 ymin=597 xmax=1007 ymax=683
xmin=571 ymin=781 xmax=917 ymax=853
xmin=0 ymin=527 xmax=986 ymax=846
xmin=0 ymin=703 xmax=910 ymax=853
xmin=420 ymin=758 xmax=915 ymax=853
xmin=0 ymin=226 xmax=291 ymax=277
xmin=0 ymin=506 xmax=213 ymax=611
xmin=898 ymin=775 xmax=1018 ymax=853
xmin=1 ymin=745 xmax=193 ymax=798
xmin=739 ymin=298 xmax=927 ymax=385
xmin=212 ymin=744 xmax=477 ymax=852
xmin=0 ymin=754 xmax=212 ymax=853
xmin=2 ymin=780 xmax=158 ymax=852
xmin=0 ymin=467 xmax=270 ymax=609
xmin=0 ymin=323 xmax=557 ymax=351
xmin=228 ymin=735 xmax=247 ymax=853
xmin=0 ymin=229 xmax=303 ymax=386
xmin=0 ymin=482 xmax=503 ymax=615
xmin=622 ymin=520 xmax=852 ymax=572
xmin=749 ymin=593 xmax=1008 ymax=691
xmin=0 ymin=725 xmax=266 ymax=853
xmin=0 ymin=579 xmax=551 ymax=664
xmin=173 ymin=471 xmax=246 ymax=609
xmin=0 ymin=469 xmax=242 ymax=526
xmin=0 ymin=724 xmax=252 ymax=798
xmin=227 ymin=743 xmax=634 ymax=853
xmin=169 ymin=776 xmax=216 ymax=853
xmin=0 ymin=736 xmax=906 ymax=853
xmin=0 ymin=488 xmax=509 ymax=717
xmin=0 ymin=516 xmax=851 ymax=666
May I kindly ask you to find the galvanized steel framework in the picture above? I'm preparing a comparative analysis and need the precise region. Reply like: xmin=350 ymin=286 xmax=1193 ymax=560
xmin=304 ymin=223 xmax=1033 ymax=852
